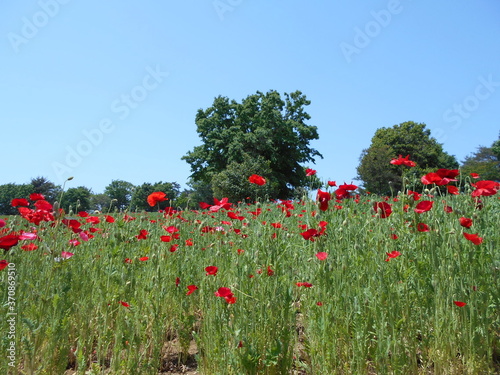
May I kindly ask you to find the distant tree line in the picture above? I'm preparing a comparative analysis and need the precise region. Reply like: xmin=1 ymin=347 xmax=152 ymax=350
xmin=0 ymin=177 xmax=215 ymax=215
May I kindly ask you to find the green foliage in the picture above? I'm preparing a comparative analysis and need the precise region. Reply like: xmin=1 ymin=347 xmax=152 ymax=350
xmin=461 ymin=135 xmax=500 ymax=181
xmin=104 ymin=180 xmax=135 ymax=211
xmin=182 ymin=90 xmax=322 ymax=199
xmin=60 ymin=186 xmax=92 ymax=213
xmin=357 ymin=121 xmax=458 ymax=195
xmin=211 ymin=155 xmax=279 ymax=203
xmin=0 ymin=183 xmax=33 ymax=215
xmin=130 ymin=181 xmax=180 ymax=211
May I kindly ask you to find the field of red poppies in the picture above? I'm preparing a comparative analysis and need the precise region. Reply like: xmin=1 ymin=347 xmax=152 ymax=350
xmin=1 ymin=167 xmax=499 ymax=374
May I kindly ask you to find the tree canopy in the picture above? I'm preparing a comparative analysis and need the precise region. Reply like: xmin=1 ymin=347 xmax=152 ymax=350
xmin=357 ymin=121 xmax=458 ymax=195
xmin=182 ymin=90 xmax=322 ymax=199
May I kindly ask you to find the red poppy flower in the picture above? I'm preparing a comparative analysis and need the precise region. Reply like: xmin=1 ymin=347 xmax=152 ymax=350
xmin=186 ymin=285 xmax=198 ymax=295
xmin=470 ymin=173 xmax=480 ymax=179
xmin=373 ymin=201 xmax=392 ymax=218
xmin=301 ymin=228 xmax=319 ymax=241
xmin=316 ymin=189 xmax=331 ymax=211
xmin=124 ymin=258 xmax=132 ymax=264
xmin=463 ymin=232 xmax=483 ymax=245
xmin=414 ymin=200 xmax=433 ymax=213
xmin=205 ymin=266 xmax=218 ymax=276
xmin=0 ymin=260 xmax=8 ymax=270
xmin=225 ymin=296 xmax=237 ymax=304
xmin=0 ymin=219 xmax=5 ymax=228
xmin=185 ymin=239 xmax=193 ymax=246
xmin=21 ymin=243 xmax=38 ymax=251
xmin=385 ymin=250 xmax=401 ymax=262
xmin=417 ymin=223 xmax=430 ymax=232
xmin=390 ymin=234 xmax=398 ymax=240
xmin=29 ymin=193 xmax=45 ymax=201
xmin=443 ymin=205 xmax=453 ymax=213
xmin=199 ymin=201 xmax=211 ymax=209
xmin=446 ymin=185 xmax=459 ymax=195
xmin=267 ymin=265 xmax=274 ymax=276
xmin=227 ymin=211 xmax=245 ymax=220
xmin=315 ymin=252 xmax=328 ymax=261
xmin=139 ymin=256 xmax=149 ymax=261
xmin=471 ymin=180 xmax=500 ymax=197
xmin=305 ymin=168 xmax=316 ymax=176
xmin=338 ymin=183 xmax=358 ymax=191
xmin=210 ymin=197 xmax=232 ymax=212
xmin=296 ymin=282 xmax=313 ymax=288
xmin=421 ymin=173 xmax=450 ymax=186
xmin=119 ymin=301 xmax=130 ymax=308
xmin=390 ymin=154 xmax=416 ymax=167
xmin=453 ymin=301 xmax=467 ymax=307
xmin=19 ymin=232 xmax=37 ymax=240
xmin=105 ymin=215 xmax=115 ymax=223
xmin=61 ymin=251 xmax=74 ymax=259
xmin=248 ymin=174 xmax=266 ymax=186
xmin=11 ymin=198 xmax=29 ymax=207
xmin=0 ymin=234 xmax=20 ymax=251
xmin=86 ymin=216 xmax=100 ymax=224
xmin=214 ymin=287 xmax=236 ymax=303
xmin=436 ymin=169 xmax=459 ymax=179
xmin=34 ymin=200 xmax=52 ymax=211
xmin=407 ymin=190 xmax=422 ymax=201
xmin=459 ymin=217 xmax=473 ymax=228
xmin=327 ymin=181 xmax=337 ymax=187
xmin=136 ymin=229 xmax=148 ymax=240
xmin=175 ymin=277 xmax=180 ymax=287
xmin=170 ymin=244 xmax=179 ymax=252
xmin=147 ymin=192 xmax=167 ymax=207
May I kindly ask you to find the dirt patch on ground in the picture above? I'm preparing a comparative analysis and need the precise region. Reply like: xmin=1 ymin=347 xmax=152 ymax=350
xmin=63 ymin=338 xmax=199 ymax=375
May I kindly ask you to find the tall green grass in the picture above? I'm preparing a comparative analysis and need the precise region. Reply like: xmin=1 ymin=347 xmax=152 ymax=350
xmin=1 ymin=191 xmax=499 ymax=374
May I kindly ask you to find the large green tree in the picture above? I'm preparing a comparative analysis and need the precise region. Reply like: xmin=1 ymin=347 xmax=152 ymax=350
xmin=461 ymin=135 xmax=500 ymax=181
xmin=104 ymin=180 xmax=135 ymax=211
xmin=357 ymin=121 xmax=458 ymax=195
xmin=182 ymin=90 xmax=322 ymax=199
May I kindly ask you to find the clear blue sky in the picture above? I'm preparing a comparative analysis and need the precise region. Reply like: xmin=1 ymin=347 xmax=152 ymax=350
xmin=1 ymin=1 xmax=499 ymax=194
